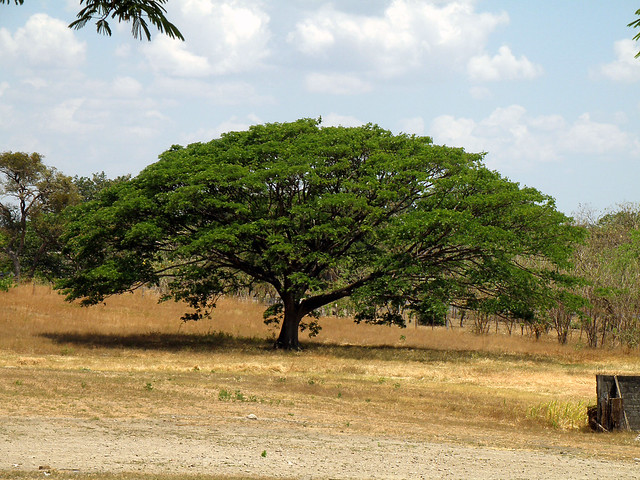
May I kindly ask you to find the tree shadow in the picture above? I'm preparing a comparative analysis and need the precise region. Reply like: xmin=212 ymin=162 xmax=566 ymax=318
xmin=300 ymin=339 xmax=565 ymax=365
xmin=39 ymin=331 xmax=560 ymax=365
xmin=40 ymin=331 xmax=272 ymax=352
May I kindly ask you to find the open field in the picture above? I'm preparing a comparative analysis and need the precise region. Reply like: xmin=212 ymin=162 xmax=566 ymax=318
xmin=1 ymin=284 xmax=640 ymax=479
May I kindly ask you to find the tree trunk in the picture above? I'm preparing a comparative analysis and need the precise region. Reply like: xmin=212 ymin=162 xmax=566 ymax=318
xmin=27 ymin=240 xmax=49 ymax=280
xmin=10 ymin=252 xmax=20 ymax=284
xmin=274 ymin=298 xmax=303 ymax=350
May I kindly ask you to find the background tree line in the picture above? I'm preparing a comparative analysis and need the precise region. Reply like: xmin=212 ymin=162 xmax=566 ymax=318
xmin=565 ymin=205 xmax=640 ymax=349
xmin=435 ymin=202 xmax=640 ymax=349
xmin=0 ymin=151 xmax=128 ymax=284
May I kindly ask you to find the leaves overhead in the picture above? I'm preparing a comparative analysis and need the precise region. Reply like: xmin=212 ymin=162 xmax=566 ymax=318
xmin=630 ymin=9 xmax=640 ymax=58
xmin=2 ymin=0 xmax=184 ymax=41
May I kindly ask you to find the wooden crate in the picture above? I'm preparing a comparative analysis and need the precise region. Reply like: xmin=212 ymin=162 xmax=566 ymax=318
xmin=596 ymin=375 xmax=640 ymax=431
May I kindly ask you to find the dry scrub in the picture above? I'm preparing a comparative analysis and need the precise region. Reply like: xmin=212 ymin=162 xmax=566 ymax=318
xmin=1 ymin=284 xmax=640 ymax=478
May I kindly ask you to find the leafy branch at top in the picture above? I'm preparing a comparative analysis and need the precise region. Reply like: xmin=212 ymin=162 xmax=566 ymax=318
xmin=630 ymin=8 xmax=640 ymax=58
xmin=1 ymin=0 xmax=184 ymax=41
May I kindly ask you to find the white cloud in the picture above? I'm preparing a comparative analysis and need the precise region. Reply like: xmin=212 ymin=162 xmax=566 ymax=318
xmin=467 ymin=45 xmax=542 ymax=81
xmin=8 ymin=75 xmax=164 ymax=142
xmin=321 ymin=113 xmax=364 ymax=128
xmin=216 ymin=114 xmax=261 ymax=135
xmin=560 ymin=113 xmax=637 ymax=155
xmin=126 ymin=126 xmax=159 ymax=139
xmin=22 ymin=77 xmax=48 ymax=89
xmin=598 ymin=39 xmax=640 ymax=83
xmin=144 ymin=110 xmax=169 ymax=122
xmin=288 ymin=0 xmax=508 ymax=77
xmin=305 ymin=73 xmax=373 ymax=95
xmin=112 ymin=77 xmax=143 ymax=97
xmin=430 ymin=105 xmax=640 ymax=169
xmin=292 ymin=19 xmax=335 ymax=55
xmin=63 ymin=0 xmax=80 ymax=12
xmin=431 ymin=114 xmax=481 ymax=149
xmin=0 ymin=82 xmax=8 ymax=97
xmin=144 ymin=0 xmax=271 ymax=77
xmin=218 ymin=3 xmax=265 ymax=48
xmin=181 ymin=114 xmax=262 ymax=143
xmin=143 ymin=36 xmax=213 ymax=77
xmin=0 ymin=104 xmax=14 ymax=128
xmin=398 ymin=117 xmax=425 ymax=135
xmin=115 ymin=44 xmax=132 ymax=58
xmin=45 ymin=98 xmax=90 ymax=135
xmin=469 ymin=85 xmax=492 ymax=99
xmin=151 ymin=77 xmax=272 ymax=105
xmin=0 ymin=14 xmax=86 ymax=70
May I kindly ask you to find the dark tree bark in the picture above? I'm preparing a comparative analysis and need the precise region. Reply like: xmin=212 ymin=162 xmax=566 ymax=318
xmin=275 ymin=308 xmax=302 ymax=350
xmin=274 ymin=294 xmax=303 ymax=350
xmin=273 ymin=275 xmax=377 ymax=349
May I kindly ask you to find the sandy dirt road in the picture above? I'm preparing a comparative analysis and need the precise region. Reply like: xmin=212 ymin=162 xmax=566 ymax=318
xmin=1 ymin=415 xmax=639 ymax=479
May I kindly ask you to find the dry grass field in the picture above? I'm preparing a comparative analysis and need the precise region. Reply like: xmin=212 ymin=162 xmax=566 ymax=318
xmin=1 ymin=284 xmax=640 ymax=479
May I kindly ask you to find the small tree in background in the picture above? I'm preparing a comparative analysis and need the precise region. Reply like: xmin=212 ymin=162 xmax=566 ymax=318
xmin=0 ymin=151 xmax=79 ymax=283
xmin=73 ymin=172 xmax=131 ymax=202
xmin=571 ymin=205 xmax=640 ymax=348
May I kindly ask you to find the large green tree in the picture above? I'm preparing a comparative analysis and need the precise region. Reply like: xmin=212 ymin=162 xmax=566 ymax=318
xmin=58 ymin=119 xmax=581 ymax=349
xmin=1 ymin=0 xmax=183 ymax=41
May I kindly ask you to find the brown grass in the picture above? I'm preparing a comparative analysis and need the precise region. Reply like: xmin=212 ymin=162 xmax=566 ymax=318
xmin=0 ymin=473 xmax=281 ymax=480
xmin=1 ymin=283 xmax=640 ymax=469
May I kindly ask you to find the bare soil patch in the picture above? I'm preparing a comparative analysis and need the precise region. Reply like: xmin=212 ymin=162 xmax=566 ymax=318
xmin=2 ymin=415 xmax=640 ymax=480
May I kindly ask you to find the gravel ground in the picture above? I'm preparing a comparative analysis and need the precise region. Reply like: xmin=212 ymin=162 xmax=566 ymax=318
xmin=1 ymin=415 xmax=639 ymax=479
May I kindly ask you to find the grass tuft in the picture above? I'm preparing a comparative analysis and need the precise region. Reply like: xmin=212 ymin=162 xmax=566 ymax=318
xmin=526 ymin=400 xmax=589 ymax=430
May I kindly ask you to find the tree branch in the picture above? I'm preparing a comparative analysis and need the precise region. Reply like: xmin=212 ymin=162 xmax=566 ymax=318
xmin=300 ymin=271 xmax=382 ymax=316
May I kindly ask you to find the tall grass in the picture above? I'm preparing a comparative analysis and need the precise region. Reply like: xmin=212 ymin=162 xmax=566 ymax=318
xmin=1 ymin=283 xmax=637 ymax=364
xmin=526 ymin=400 xmax=589 ymax=430
xmin=0 ymin=284 xmax=272 ymax=354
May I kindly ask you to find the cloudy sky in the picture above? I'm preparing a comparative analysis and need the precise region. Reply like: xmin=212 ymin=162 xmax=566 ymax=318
xmin=1 ymin=1 xmax=639 ymax=216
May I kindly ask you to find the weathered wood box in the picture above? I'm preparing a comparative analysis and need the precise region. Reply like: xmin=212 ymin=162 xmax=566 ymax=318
xmin=595 ymin=375 xmax=640 ymax=431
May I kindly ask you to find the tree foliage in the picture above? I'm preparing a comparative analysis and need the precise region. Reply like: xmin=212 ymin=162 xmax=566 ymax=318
xmin=0 ymin=151 xmax=79 ymax=282
xmin=569 ymin=205 xmax=640 ymax=348
xmin=74 ymin=171 xmax=131 ymax=202
xmin=2 ymin=0 xmax=183 ymax=41
xmin=57 ymin=119 xmax=582 ymax=349
xmin=630 ymin=8 xmax=640 ymax=58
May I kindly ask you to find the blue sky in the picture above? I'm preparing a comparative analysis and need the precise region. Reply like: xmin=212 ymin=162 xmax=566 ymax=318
xmin=1 ymin=1 xmax=639 ymax=216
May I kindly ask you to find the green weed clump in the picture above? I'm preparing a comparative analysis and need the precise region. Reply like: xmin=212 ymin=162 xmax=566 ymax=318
xmin=218 ymin=389 xmax=259 ymax=402
xmin=527 ymin=400 xmax=588 ymax=430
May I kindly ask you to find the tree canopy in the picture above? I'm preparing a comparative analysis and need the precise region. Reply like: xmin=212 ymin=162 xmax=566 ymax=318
xmin=73 ymin=171 xmax=132 ymax=202
xmin=0 ymin=151 xmax=79 ymax=283
xmin=57 ymin=119 xmax=582 ymax=349
xmin=2 ymin=0 xmax=183 ymax=41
